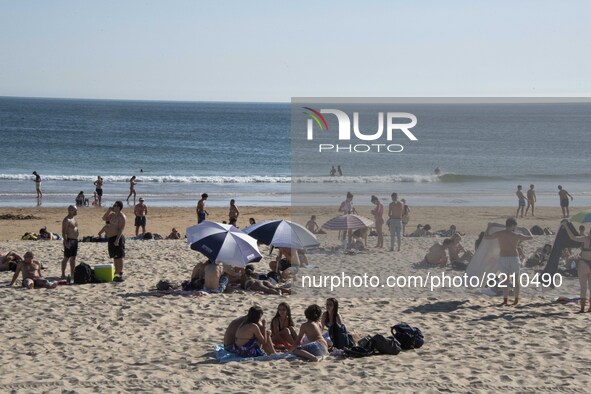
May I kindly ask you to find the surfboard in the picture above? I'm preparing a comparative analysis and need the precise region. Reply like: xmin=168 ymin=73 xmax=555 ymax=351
xmin=465 ymin=223 xmax=529 ymax=287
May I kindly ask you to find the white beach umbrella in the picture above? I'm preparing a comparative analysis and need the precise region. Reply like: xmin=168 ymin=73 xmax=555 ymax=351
xmin=243 ymin=219 xmax=320 ymax=249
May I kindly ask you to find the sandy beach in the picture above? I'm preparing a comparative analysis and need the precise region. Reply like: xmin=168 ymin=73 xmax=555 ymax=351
xmin=1 ymin=205 xmax=590 ymax=393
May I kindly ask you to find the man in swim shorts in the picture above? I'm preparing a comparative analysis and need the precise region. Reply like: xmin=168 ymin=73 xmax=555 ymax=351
xmin=134 ymin=197 xmax=148 ymax=237
xmin=60 ymin=205 xmax=79 ymax=279
xmin=484 ymin=218 xmax=533 ymax=305
xmin=525 ymin=184 xmax=536 ymax=217
xmin=196 ymin=193 xmax=208 ymax=224
xmin=103 ymin=201 xmax=126 ymax=282
xmin=558 ymin=185 xmax=573 ymax=218
xmin=94 ymin=176 xmax=104 ymax=207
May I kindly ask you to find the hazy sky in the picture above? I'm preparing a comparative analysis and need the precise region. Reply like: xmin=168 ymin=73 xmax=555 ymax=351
xmin=1 ymin=0 xmax=589 ymax=102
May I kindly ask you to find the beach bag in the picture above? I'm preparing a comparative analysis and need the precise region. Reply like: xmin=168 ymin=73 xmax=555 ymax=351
xmin=329 ymin=322 xmax=355 ymax=349
xmin=370 ymin=334 xmax=401 ymax=355
xmin=344 ymin=345 xmax=375 ymax=358
xmin=156 ymin=279 xmax=179 ymax=291
xmin=392 ymin=323 xmax=424 ymax=350
xmin=530 ymin=225 xmax=544 ymax=236
xmin=74 ymin=262 xmax=93 ymax=284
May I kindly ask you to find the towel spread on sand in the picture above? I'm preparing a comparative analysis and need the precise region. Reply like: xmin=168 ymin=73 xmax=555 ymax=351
xmin=213 ymin=345 xmax=295 ymax=363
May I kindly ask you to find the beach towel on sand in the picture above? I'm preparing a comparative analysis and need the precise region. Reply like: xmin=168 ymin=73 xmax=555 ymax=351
xmin=543 ymin=221 xmax=581 ymax=277
xmin=213 ymin=345 xmax=295 ymax=363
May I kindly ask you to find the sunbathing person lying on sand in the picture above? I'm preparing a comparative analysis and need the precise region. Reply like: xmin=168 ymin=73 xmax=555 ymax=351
xmin=9 ymin=252 xmax=57 ymax=289
xmin=230 ymin=306 xmax=276 ymax=357
xmin=0 ymin=251 xmax=23 ymax=272
xmin=423 ymin=239 xmax=452 ymax=267
xmin=271 ymin=302 xmax=298 ymax=350
xmin=243 ymin=266 xmax=291 ymax=295
xmin=290 ymin=304 xmax=329 ymax=362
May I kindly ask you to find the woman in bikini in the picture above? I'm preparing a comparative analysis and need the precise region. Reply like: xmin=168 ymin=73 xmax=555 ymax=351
xmin=271 ymin=302 xmax=298 ymax=350
xmin=231 ymin=306 xmax=276 ymax=357
xmin=561 ymin=221 xmax=591 ymax=313
xmin=371 ymin=195 xmax=384 ymax=248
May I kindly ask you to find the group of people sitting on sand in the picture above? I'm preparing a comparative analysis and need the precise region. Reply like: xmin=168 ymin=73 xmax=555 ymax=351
xmin=423 ymin=233 xmax=474 ymax=270
xmin=224 ymin=298 xmax=345 ymax=361
xmin=185 ymin=246 xmax=306 ymax=295
xmin=5 ymin=251 xmax=59 ymax=289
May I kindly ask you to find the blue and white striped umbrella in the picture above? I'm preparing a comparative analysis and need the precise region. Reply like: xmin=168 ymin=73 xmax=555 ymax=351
xmin=186 ymin=221 xmax=262 ymax=267
xmin=571 ymin=210 xmax=591 ymax=223
xmin=243 ymin=219 xmax=320 ymax=249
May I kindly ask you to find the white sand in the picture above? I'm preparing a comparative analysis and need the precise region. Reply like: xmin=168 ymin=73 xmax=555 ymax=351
xmin=1 ymin=221 xmax=590 ymax=392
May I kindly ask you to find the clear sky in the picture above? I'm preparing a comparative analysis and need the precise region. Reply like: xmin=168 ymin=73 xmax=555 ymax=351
xmin=1 ymin=0 xmax=589 ymax=102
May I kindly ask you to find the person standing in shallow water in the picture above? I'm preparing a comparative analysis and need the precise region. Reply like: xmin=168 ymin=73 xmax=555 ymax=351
xmin=32 ymin=171 xmax=42 ymax=198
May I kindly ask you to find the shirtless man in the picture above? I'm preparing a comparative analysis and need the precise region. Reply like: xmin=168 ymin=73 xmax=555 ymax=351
xmin=558 ymin=185 xmax=574 ymax=218
xmin=32 ymin=171 xmax=42 ymax=198
xmin=102 ymin=201 xmax=126 ymax=281
xmin=229 ymin=199 xmax=240 ymax=223
xmin=515 ymin=185 xmax=527 ymax=218
xmin=197 ymin=193 xmax=209 ymax=224
xmin=525 ymin=184 xmax=536 ymax=217
xmin=388 ymin=193 xmax=404 ymax=252
xmin=290 ymin=304 xmax=329 ymax=362
xmin=9 ymin=251 xmax=57 ymax=289
xmin=94 ymin=176 xmax=104 ymax=207
xmin=60 ymin=205 xmax=79 ymax=279
xmin=134 ymin=197 xmax=148 ymax=237
xmin=484 ymin=218 xmax=533 ymax=305
xmin=203 ymin=260 xmax=229 ymax=293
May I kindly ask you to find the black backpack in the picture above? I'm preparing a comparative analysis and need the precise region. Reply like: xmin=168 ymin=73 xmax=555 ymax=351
xmin=73 ymin=262 xmax=93 ymax=284
xmin=392 ymin=323 xmax=424 ymax=350
xmin=370 ymin=334 xmax=401 ymax=355
xmin=329 ymin=322 xmax=355 ymax=349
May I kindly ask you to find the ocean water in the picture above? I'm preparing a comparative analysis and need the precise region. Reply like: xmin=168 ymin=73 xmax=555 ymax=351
xmin=1 ymin=97 xmax=590 ymax=208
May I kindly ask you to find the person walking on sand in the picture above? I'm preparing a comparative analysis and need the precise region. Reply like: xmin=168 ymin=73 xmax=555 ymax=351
xmin=126 ymin=176 xmax=137 ymax=204
xmin=484 ymin=218 xmax=533 ymax=306
xmin=94 ymin=176 xmax=104 ymax=207
xmin=525 ymin=184 xmax=536 ymax=217
xmin=197 ymin=193 xmax=209 ymax=224
xmin=388 ymin=193 xmax=404 ymax=252
xmin=102 ymin=201 xmax=126 ymax=282
xmin=134 ymin=197 xmax=148 ymax=237
xmin=515 ymin=185 xmax=527 ymax=218
xmin=32 ymin=171 xmax=42 ymax=199
xmin=337 ymin=165 xmax=343 ymax=176
xmin=60 ymin=205 xmax=79 ymax=279
xmin=229 ymin=199 xmax=240 ymax=223
xmin=558 ymin=185 xmax=574 ymax=218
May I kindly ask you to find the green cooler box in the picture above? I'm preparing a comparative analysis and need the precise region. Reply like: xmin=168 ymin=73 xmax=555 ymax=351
xmin=94 ymin=264 xmax=115 ymax=282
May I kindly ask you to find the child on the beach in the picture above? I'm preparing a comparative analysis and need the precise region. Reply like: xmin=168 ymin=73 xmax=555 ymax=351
xmin=290 ymin=304 xmax=329 ymax=361
xmin=271 ymin=302 xmax=298 ymax=350
xmin=9 ymin=251 xmax=57 ymax=289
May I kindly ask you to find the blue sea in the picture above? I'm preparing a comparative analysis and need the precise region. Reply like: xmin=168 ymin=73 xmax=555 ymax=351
xmin=1 ymin=97 xmax=590 ymax=208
